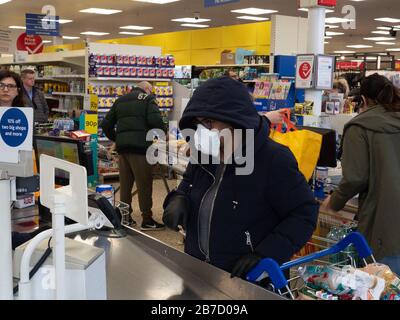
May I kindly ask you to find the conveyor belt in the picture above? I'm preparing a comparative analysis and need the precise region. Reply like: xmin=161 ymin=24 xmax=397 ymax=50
xmin=72 ymin=227 xmax=285 ymax=300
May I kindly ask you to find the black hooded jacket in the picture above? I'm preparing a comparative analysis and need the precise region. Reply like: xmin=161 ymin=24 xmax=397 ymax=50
xmin=164 ymin=77 xmax=319 ymax=272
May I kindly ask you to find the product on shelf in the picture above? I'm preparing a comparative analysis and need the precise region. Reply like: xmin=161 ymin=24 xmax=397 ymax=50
xmin=89 ymin=53 xmax=175 ymax=79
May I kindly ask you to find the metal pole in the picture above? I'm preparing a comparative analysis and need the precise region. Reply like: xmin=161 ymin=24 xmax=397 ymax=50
xmin=305 ymin=6 xmax=326 ymax=116
xmin=0 ymin=179 xmax=13 ymax=300
xmin=52 ymin=194 xmax=66 ymax=300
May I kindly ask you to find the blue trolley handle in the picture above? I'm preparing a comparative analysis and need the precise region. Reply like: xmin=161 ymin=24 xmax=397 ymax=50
xmin=246 ymin=232 xmax=374 ymax=291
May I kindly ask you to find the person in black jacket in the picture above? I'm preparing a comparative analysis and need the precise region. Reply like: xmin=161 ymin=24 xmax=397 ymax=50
xmin=163 ymin=77 xmax=318 ymax=279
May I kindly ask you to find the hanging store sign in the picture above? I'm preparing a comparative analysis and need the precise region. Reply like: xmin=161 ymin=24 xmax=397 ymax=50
xmin=298 ymin=0 xmax=337 ymax=8
xmin=26 ymin=13 xmax=60 ymax=37
xmin=204 ymin=0 xmax=240 ymax=8
xmin=16 ymin=33 xmax=43 ymax=55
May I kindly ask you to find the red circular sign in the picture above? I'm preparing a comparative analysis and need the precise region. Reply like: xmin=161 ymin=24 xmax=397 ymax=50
xmin=299 ymin=62 xmax=312 ymax=80
xmin=16 ymin=33 xmax=44 ymax=55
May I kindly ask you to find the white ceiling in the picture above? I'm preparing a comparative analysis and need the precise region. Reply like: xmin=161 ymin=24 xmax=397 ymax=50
xmin=0 ymin=0 xmax=399 ymax=57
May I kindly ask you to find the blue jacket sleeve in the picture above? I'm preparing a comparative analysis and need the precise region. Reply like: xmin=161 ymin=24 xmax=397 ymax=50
xmin=256 ymin=146 xmax=319 ymax=265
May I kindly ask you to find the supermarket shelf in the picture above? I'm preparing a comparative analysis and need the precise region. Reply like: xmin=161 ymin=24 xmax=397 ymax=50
xmin=51 ymin=108 xmax=69 ymax=113
xmin=98 ymin=109 xmax=111 ymax=113
xmin=89 ymin=77 xmax=172 ymax=82
xmin=100 ymin=172 xmax=120 ymax=179
xmin=243 ymin=80 xmax=257 ymax=83
xmin=194 ymin=64 xmax=269 ymax=68
xmin=44 ymin=95 xmax=60 ymax=100
xmin=37 ymin=75 xmax=86 ymax=81
xmin=98 ymin=137 xmax=110 ymax=142
xmin=52 ymin=92 xmax=86 ymax=97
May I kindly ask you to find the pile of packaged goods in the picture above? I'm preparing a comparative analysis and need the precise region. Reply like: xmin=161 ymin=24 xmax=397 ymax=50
xmin=88 ymin=54 xmax=175 ymax=79
xmin=297 ymin=263 xmax=400 ymax=300
xmin=38 ymin=82 xmax=70 ymax=94
xmin=98 ymin=143 xmax=119 ymax=175
xmin=154 ymin=85 xmax=174 ymax=109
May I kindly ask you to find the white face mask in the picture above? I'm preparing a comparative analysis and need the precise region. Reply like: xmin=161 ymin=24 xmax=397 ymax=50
xmin=194 ymin=124 xmax=220 ymax=158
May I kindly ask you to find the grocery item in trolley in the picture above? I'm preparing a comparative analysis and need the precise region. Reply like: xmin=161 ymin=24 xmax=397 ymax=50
xmin=96 ymin=185 xmax=114 ymax=206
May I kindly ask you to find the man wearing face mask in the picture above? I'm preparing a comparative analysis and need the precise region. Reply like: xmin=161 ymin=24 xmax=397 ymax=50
xmin=101 ymin=81 xmax=166 ymax=230
xmin=163 ymin=77 xmax=319 ymax=280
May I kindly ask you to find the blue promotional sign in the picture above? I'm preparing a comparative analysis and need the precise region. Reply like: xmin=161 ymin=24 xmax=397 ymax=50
xmin=204 ymin=0 xmax=240 ymax=7
xmin=0 ymin=108 xmax=29 ymax=147
xmin=26 ymin=13 xmax=60 ymax=36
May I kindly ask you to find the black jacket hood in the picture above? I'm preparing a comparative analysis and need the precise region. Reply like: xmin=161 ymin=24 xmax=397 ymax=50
xmin=179 ymin=77 xmax=261 ymax=131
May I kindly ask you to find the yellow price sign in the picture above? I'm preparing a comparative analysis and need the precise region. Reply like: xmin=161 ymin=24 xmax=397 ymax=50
xmin=90 ymin=94 xmax=99 ymax=112
xmin=85 ymin=114 xmax=98 ymax=135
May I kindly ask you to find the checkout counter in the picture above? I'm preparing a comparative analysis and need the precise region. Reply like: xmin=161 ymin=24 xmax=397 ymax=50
xmin=11 ymin=205 xmax=284 ymax=300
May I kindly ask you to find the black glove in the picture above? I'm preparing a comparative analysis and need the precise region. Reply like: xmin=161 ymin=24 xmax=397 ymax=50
xmin=231 ymin=253 xmax=262 ymax=279
xmin=162 ymin=192 xmax=190 ymax=231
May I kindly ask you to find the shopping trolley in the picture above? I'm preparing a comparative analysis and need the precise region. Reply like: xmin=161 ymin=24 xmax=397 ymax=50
xmin=246 ymin=232 xmax=376 ymax=300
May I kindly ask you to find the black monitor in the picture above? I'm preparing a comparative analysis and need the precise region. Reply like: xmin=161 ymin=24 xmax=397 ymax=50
xmin=34 ymin=135 xmax=94 ymax=186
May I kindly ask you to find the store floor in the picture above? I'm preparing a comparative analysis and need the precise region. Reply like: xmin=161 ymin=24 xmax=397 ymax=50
xmin=112 ymin=178 xmax=185 ymax=251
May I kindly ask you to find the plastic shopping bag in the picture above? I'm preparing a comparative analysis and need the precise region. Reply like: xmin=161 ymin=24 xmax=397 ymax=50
xmin=269 ymin=109 xmax=322 ymax=181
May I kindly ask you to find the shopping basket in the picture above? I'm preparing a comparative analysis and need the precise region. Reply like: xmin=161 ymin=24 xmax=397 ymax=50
xmin=246 ymin=232 xmax=376 ymax=299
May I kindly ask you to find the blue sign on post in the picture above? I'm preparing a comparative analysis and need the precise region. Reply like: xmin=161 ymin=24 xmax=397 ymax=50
xmin=26 ymin=13 xmax=60 ymax=36
xmin=0 ymin=108 xmax=29 ymax=147
xmin=204 ymin=0 xmax=240 ymax=7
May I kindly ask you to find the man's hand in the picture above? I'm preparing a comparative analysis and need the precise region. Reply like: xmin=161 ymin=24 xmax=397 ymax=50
xmin=231 ymin=253 xmax=262 ymax=279
xmin=320 ymin=195 xmax=337 ymax=214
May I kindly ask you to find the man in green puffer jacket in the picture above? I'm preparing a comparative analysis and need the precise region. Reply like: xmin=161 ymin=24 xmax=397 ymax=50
xmin=101 ymin=82 xmax=166 ymax=231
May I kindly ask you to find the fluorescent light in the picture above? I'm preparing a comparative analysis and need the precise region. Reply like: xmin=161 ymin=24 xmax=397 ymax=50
xmin=372 ymin=30 xmax=390 ymax=35
xmin=236 ymin=16 xmax=269 ymax=21
xmin=366 ymin=57 xmax=377 ymax=60
xmin=79 ymin=8 xmax=122 ymax=15
xmin=325 ymin=17 xmax=354 ymax=24
xmin=346 ymin=45 xmax=373 ymax=49
xmin=119 ymin=31 xmax=145 ymax=35
xmin=325 ymin=36 xmax=333 ymax=39
xmin=375 ymin=18 xmax=400 ymax=23
xmin=326 ymin=31 xmax=344 ymax=36
xmin=377 ymin=26 xmax=392 ymax=30
xmin=324 ymin=42 xmax=329 ymax=44
xmin=386 ymin=48 xmax=400 ymax=51
xmin=42 ymin=18 xmax=73 ymax=24
xmin=231 ymin=8 xmax=278 ymax=15
xmin=325 ymin=24 xmax=339 ymax=29
xmin=334 ymin=50 xmax=356 ymax=54
xmin=120 ymin=25 xmax=153 ymax=30
xmin=364 ymin=37 xmax=396 ymax=41
xmin=376 ymin=42 xmax=396 ymax=45
xmin=171 ymin=18 xmax=210 ymax=23
xmin=0 ymin=0 xmax=12 ymax=4
xmin=80 ymin=31 xmax=110 ymax=36
xmin=134 ymin=0 xmax=180 ymax=3
xmin=180 ymin=24 xmax=209 ymax=28
xmin=8 ymin=26 xmax=26 ymax=29
xmin=42 ymin=40 xmax=52 ymax=44
xmin=299 ymin=8 xmax=334 ymax=13
xmin=62 ymin=36 xmax=80 ymax=40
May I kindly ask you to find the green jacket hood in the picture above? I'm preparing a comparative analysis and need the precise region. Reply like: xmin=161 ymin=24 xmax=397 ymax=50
xmin=346 ymin=105 xmax=400 ymax=134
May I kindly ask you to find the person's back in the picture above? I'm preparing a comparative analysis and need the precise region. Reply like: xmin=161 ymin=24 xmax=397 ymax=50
xmin=101 ymin=82 xmax=166 ymax=231
xmin=102 ymin=85 xmax=165 ymax=154
xmin=327 ymin=73 xmax=400 ymax=273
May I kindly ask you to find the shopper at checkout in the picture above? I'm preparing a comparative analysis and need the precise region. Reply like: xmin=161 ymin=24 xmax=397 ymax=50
xmin=322 ymin=73 xmax=400 ymax=275
xmin=21 ymin=69 xmax=49 ymax=124
xmin=163 ymin=77 xmax=319 ymax=279
xmin=101 ymin=81 xmax=166 ymax=231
